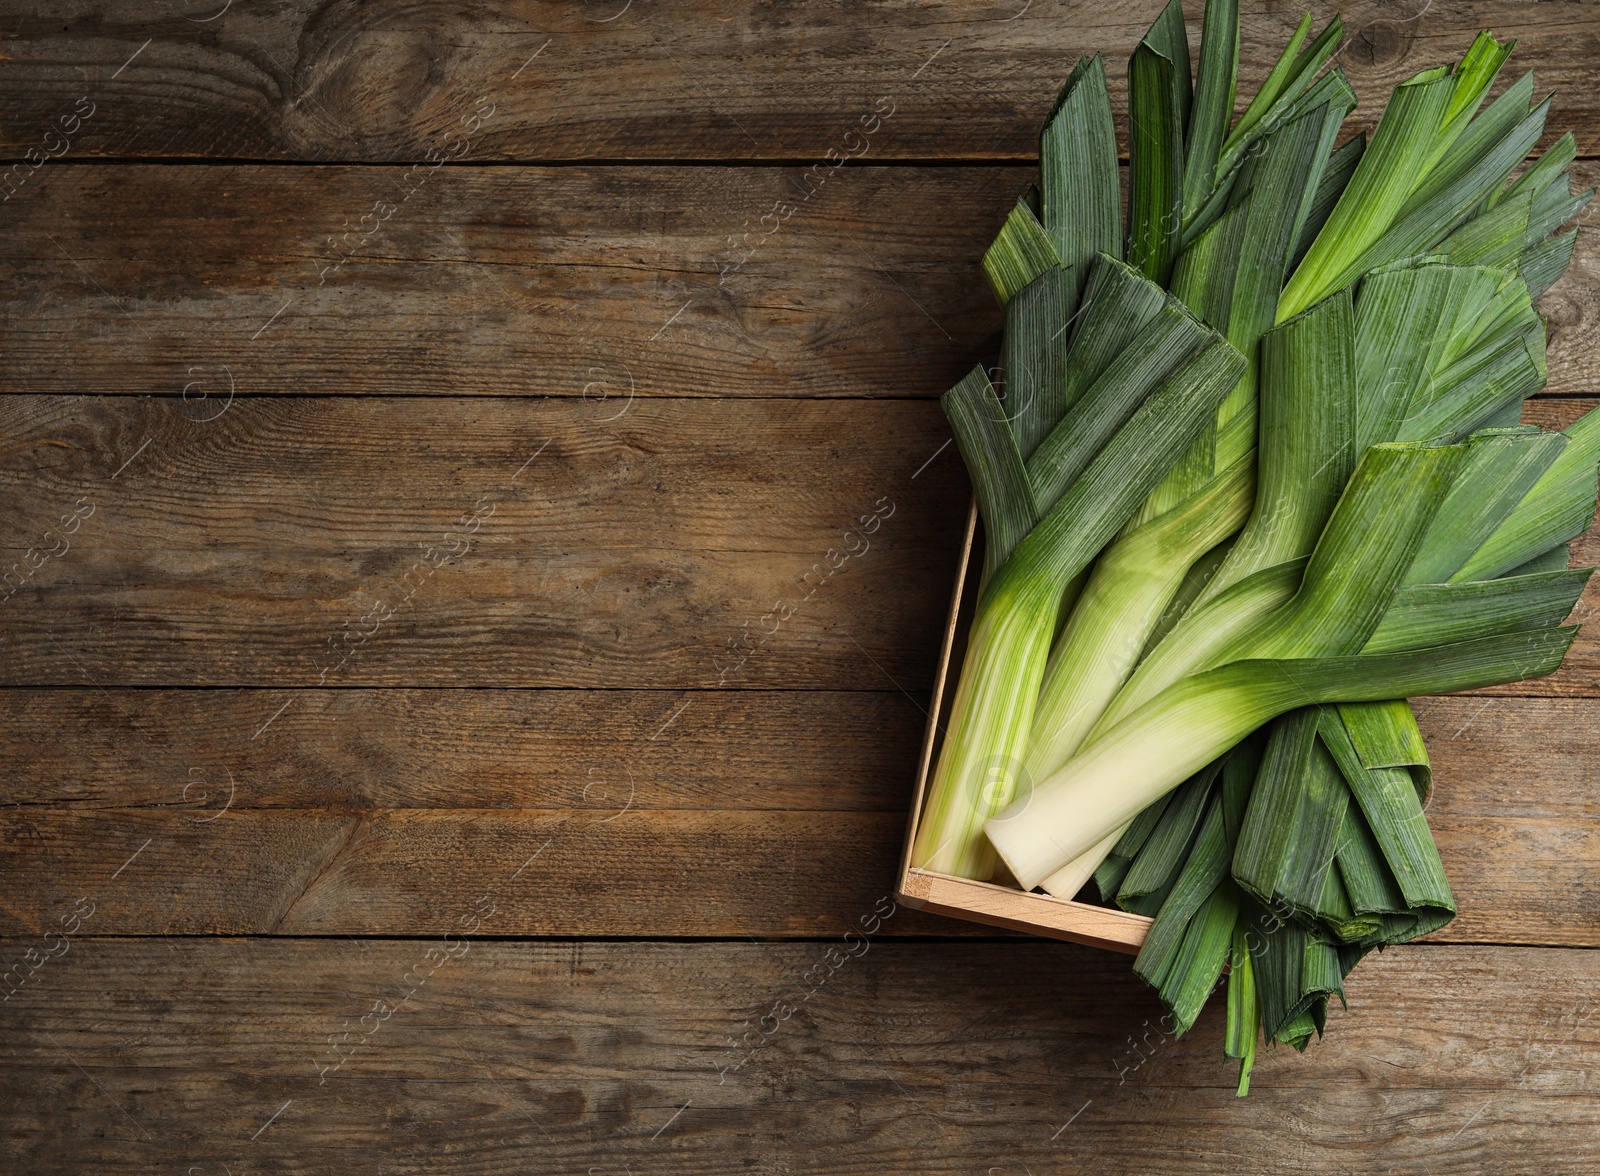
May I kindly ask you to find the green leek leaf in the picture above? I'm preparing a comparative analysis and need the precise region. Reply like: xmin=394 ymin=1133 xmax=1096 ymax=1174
xmin=982 ymin=195 xmax=1062 ymax=305
xmin=1503 ymin=542 xmax=1570 ymax=577
xmin=1454 ymin=405 xmax=1600 ymax=580
xmin=1499 ymin=130 xmax=1577 ymax=208
xmin=1280 ymin=67 xmax=1458 ymax=319
xmin=1142 ymin=879 xmax=1239 ymax=1036
xmin=1230 ymin=442 xmax=1467 ymax=662
xmin=1127 ymin=0 xmax=1190 ymax=283
xmin=1404 ymin=426 xmax=1567 ymax=585
xmin=1214 ymin=17 xmax=1344 ymax=199
xmin=1041 ymin=55 xmax=1123 ymax=289
xmin=1225 ymin=921 xmax=1259 ymax=1095
xmin=1182 ymin=0 xmax=1239 ymax=219
xmin=1322 ymin=705 xmax=1455 ymax=924
xmin=1232 ymin=709 xmax=1350 ymax=920
xmin=1289 ymin=133 xmax=1366 ymax=270
xmin=1521 ymin=229 xmax=1579 ymax=299
xmin=941 ymin=366 xmax=1038 ymax=578
xmin=1001 ymin=265 xmax=1077 ymax=459
xmin=916 ymin=332 xmax=1245 ymax=876
xmin=1027 ymin=302 xmax=1214 ymax=509
xmin=1090 ymin=788 xmax=1174 ymax=900
xmin=1205 ymin=289 xmax=1356 ymax=595
xmin=986 ymin=624 xmax=1578 ymax=887
xmin=1055 ymin=254 xmax=1174 ymax=411
xmin=1365 ymin=568 xmax=1592 ymax=654
xmin=1118 ymin=760 xmax=1222 ymax=914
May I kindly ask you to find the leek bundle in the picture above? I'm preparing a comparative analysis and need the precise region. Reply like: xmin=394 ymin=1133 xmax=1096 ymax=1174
xmin=913 ymin=0 xmax=1594 ymax=1093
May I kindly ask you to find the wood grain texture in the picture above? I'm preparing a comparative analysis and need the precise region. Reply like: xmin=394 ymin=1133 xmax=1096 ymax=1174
xmin=0 ymin=164 xmax=1007 ymax=401
xmin=0 ymin=694 xmax=1593 ymax=942
xmin=0 ymin=688 xmax=925 ymax=811
xmin=3 ymin=394 xmax=1597 ymax=691
xmin=2 ymin=1 xmax=1597 ymax=162
xmin=3 ymin=5 xmax=1598 ymax=1171
xmin=2 ymin=162 xmax=1594 ymax=401
xmin=1 ymin=938 xmax=1596 ymax=1173
xmin=0 ymin=808 xmax=935 ymax=937
xmin=1414 ymin=695 xmax=1600 ymax=942
xmin=0 ymin=395 xmax=967 ymax=688
xmin=902 ymin=868 xmax=1150 ymax=952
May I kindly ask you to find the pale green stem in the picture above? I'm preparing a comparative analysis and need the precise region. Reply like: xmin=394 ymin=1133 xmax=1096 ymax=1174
xmin=1039 ymin=826 xmax=1126 ymax=898
xmin=1026 ymin=458 xmax=1254 ymax=785
xmin=1088 ymin=557 xmax=1304 ymax=740
xmin=910 ymin=587 xmax=1055 ymax=878
xmin=1028 ymin=558 xmax=1194 ymax=784
xmin=987 ymin=625 xmax=1574 ymax=888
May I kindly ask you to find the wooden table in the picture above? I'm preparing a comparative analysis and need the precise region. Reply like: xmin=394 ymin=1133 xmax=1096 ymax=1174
xmin=2 ymin=2 xmax=1597 ymax=1171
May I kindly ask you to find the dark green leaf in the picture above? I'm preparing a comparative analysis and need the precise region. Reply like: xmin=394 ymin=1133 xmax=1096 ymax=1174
xmin=1119 ymin=760 xmax=1223 ymax=914
xmin=1182 ymin=0 xmax=1239 ymax=219
xmin=1001 ymin=266 xmax=1077 ymax=459
xmin=941 ymin=366 xmax=1039 ymax=578
xmin=1028 ymin=302 xmax=1213 ymax=509
xmin=1233 ymin=709 xmax=1349 ymax=919
xmin=1365 ymin=568 xmax=1592 ymax=654
xmin=1041 ymin=55 xmax=1123 ymax=288
xmin=1128 ymin=3 xmax=1189 ymax=284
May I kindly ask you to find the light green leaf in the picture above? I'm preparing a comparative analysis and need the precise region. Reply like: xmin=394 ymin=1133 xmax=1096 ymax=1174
xmin=982 ymin=195 xmax=1062 ymax=306
xmin=1404 ymin=427 xmax=1567 ymax=584
xmin=1454 ymin=405 xmax=1600 ymax=580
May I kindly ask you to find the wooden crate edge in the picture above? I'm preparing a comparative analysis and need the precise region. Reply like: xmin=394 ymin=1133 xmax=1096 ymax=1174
xmin=902 ymin=869 xmax=1148 ymax=954
xmin=895 ymin=500 xmax=1149 ymax=954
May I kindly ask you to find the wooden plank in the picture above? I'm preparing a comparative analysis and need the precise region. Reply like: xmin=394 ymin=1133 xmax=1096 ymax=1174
xmin=1414 ymin=695 xmax=1600 ymax=941
xmin=2 ymin=163 xmax=1594 ymax=401
xmin=2 ymin=2 xmax=1597 ymax=161
xmin=0 ymin=164 xmax=1010 ymax=402
xmin=0 ymin=808 xmax=943 ymax=938
xmin=0 ymin=688 xmax=924 ymax=811
xmin=1 ymin=938 xmax=1596 ymax=1173
xmin=0 ymin=695 xmax=1593 ymax=942
xmin=2 ymin=393 xmax=1597 ymax=692
xmin=0 ymin=396 xmax=968 ymax=688
xmin=1540 ymin=185 xmax=1600 ymax=399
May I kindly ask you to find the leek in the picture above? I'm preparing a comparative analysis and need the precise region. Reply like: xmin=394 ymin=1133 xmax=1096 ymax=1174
xmin=910 ymin=0 xmax=1596 ymax=1094
xmin=984 ymin=625 xmax=1577 ymax=887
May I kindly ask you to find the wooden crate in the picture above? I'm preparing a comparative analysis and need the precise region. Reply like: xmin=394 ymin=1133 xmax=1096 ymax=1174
xmin=895 ymin=504 xmax=1150 ymax=954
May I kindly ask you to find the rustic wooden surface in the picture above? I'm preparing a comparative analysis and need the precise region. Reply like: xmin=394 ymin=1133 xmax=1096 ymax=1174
xmin=3 ymin=163 xmax=1598 ymax=400
xmin=3 ymin=940 xmax=1597 ymax=1174
xmin=3 ymin=1 xmax=1598 ymax=1171
xmin=3 ymin=1 xmax=1598 ymax=161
